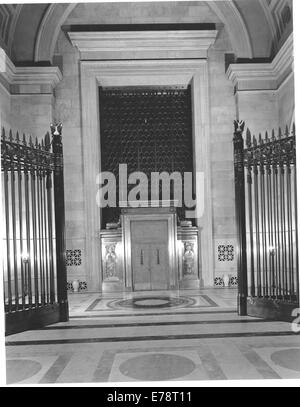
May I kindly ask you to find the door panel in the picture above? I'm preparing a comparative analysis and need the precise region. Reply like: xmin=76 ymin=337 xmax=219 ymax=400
xmin=132 ymin=243 xmax=151 ymax=291
xmin=150 ymin=244 xmax=169 ymax=290
xmin=131 ymin=219 xmax=169 ymax=291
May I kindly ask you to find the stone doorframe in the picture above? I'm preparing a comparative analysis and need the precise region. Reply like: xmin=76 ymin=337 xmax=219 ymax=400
xmin=78 ymin=59 xmax=214 ymax=291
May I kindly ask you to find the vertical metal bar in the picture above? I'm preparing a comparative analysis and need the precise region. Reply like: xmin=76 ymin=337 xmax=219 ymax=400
xmin=52 ymin=124 xmax=69 ymax=322
xmin=31 ymin=167 xmax=39 ymax=306
xmin=254 ymin=163 xmax=261 ymax=297
xmin=274 ymin=164 xmax=282 ymax=297
xmin=260 ymin=162 xmax=268 ymax=297
xmin=11 ymin=167 xmax=19 ymax=309
xmin=294 ymin=162 xmax=299 ymax=304
xmin=43 ymin=174 xmax=50 ymax=304
xmin=24 ymin=170 xmax=32 ymax=307
xmin=266 ymin=164 xmax=275 ymax=297
xmin=4 ymin=169 xmax=12 ymax=312
xmin=2 ymin=170 xmax=7 ymax=308
xmin=46 ymin=171 xmax=55 ymax=303
xmin=37 ymin=164 xmax=45 ymax=305
xmin=281 ymin=165 xmax=288 ymax=298
xmin=233 ymin=120 xmax=248 ymax=315
xmin=40 ymin=170 xmax=47 ymax=305
xmin=287 ymin=164 xmax=294 ymax=300
xmin=247 ymin=167 xmax=255 ymax=297
xmin=272 ymin=163 xmax=279 ymax=298
xmin=17 ymin=165 xmax=25 ymax=309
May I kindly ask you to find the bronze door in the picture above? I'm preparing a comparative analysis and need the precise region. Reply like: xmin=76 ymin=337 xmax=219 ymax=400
xmin=132 ymin=243 xmax=151 ymax=291
xmin=131 ymin=220 xmax=169 ymax=291
xmin=150 ymin=244 xmax=168 ymax=290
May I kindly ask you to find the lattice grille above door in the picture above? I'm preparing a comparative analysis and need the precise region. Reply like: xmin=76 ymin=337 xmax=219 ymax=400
xmin=99 ymin=86 xmax=194 ymax=226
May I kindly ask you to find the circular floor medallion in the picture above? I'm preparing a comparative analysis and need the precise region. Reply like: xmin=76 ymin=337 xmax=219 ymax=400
xmin=6 ymin=359 xmax=42 ymax=384
xmin=119 ymin=353 xmax=196 ymax=381
xmin=107 ymin=296 xmax=195 ymax=309
xmin=135 ymin=299 xmax=169 ymax=306
xmin=270 ymin=349 xmax=300 ymax=372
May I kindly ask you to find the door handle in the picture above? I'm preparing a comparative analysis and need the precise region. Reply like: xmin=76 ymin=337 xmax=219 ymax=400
xmin=140 ymin=249 xmax=144 ymax=265
xmin=157 ymin=249 xmax=160 ymax=265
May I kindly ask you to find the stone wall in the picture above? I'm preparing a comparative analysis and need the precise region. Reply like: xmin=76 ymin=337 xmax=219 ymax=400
xmin=278 ymin=74 xmax=295 ymax=130
xmin=208 ymin=27 xmax=238 ymax=285
xmin=54 ymin=31 xmax=86 ymax=288
xmin=0 ymin=83 xmax=11 ymax=131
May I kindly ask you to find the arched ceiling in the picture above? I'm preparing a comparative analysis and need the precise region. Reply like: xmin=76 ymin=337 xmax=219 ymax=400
xmin=0 ymin=1 xmax=293 ymax=65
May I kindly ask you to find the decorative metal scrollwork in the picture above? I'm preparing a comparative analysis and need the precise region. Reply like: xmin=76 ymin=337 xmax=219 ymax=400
xmin=1 ymin=127 xmax=57 ymax=172
xmin=244 ymin=125 xmax=296 ymax=167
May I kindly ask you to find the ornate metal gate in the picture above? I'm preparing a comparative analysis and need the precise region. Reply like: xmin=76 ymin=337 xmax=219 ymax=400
xmin=1 ymin=124 xmax=68 ymax=335
xmin=234 ymin=120 xmax=299 ymax=321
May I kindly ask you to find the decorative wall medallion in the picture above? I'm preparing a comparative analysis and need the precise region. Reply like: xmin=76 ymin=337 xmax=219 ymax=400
xmin=214 ymin=277 xmax=224 ymax=287
xmin=66 ymin=249 xmax=82 ymax=266
xmin=67 ymin=281 xmax=73 ymax=291
xmin=230 ymin=276 xmax=238 ymax=286
xmin=67 ymin=281 xmax=87 ymax=291
xmin=104 ymin=243 xmax=118 ymax=280
xmin=183 ymin=242 xmax=195 ymax=275
xmin=79 ymin=281 xmax=87 ymax=290
xmin=218 ymin=245 xmax=234 ymax=262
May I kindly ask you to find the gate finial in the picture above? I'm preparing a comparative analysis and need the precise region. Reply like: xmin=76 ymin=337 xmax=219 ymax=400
xmin=234 ymin=120 xmax=245 ymax=135
xmin=50 ymin=123 xmax=62 ymax=137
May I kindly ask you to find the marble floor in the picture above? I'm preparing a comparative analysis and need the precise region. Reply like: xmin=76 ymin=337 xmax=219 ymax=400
xmin=5 ymin=288 xmax=300 ymax=385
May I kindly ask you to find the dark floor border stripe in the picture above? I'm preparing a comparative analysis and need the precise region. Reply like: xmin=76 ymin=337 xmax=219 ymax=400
xmin=39 ymin=353 xmax=73 ymax=384
xmin=6 ymin=331 xmax=297 ymax=346
xmin=200 ymin=294 xmax=219 ymax=307
xmin=39 ymin=318 xmax=272 ymax=330
xmin=70 ymin=309 xmax=236 ymax=319
xmin=85 ymin=298 xmax=101 ymax=311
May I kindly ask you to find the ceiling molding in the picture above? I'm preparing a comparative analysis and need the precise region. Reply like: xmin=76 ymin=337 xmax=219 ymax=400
xmin=207 ymin=1 xmax=253 ymax=58
xmin=0 ymin=48 xmax=62 ymax=94
xmin=226 ymin=33 xmax=293 ymax=92
xmin=68 ymin=30 xmax=218 ymax=60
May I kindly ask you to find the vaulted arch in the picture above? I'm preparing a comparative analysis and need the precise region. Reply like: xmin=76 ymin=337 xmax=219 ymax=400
xmin=207 ymin=1 xmax=253 ymax=58
xmin=34 ymin=3 xmax=77 ymax=63
xmin=7 ymin=1 xmax=284 ymax=64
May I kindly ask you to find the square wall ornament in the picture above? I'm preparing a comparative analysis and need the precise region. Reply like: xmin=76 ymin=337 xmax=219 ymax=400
xmin=66 ymin=249 xmax=82 ymax=266
xmin=214 ymin=239 xmax=237 ymax=272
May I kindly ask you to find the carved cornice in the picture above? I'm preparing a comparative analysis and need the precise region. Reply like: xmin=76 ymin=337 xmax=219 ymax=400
xmin=226 ymin=33 xmax=293 ymax=92
xmin=68 ymin=30 xmax=218 ymax=60
xmin=0 ymin=48 xmax=62 ymax=94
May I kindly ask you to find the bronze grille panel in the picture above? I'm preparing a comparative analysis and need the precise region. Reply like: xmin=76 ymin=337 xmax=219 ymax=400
xmin=99 ymin=86 xmax=194 ymax=226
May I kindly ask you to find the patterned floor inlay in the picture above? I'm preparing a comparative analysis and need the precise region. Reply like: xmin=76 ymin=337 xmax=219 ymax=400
xmin=270 ymin=349 xmax=300 ymax=372
xmin=118 ymin=353 xmax=196 ymax=381
xmin=6 ymin=290 xmax=300 ymax=384
xmin=5 ymin=355 xmax=60 ymax=384
xmin=86 ymin=294 xmax=217 ymax=313
xmin=6 ymin=360 xmax=42 ymax=384
xmin=108 ymin=296 xmax=196 ymax=310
